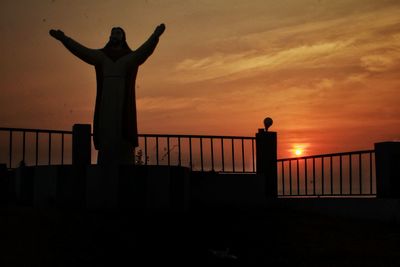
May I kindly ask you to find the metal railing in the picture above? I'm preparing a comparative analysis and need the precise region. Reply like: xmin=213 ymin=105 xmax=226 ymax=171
xmin=0 ymin=127 xmax=377 ymax=197
xmin=0 ymin=127 xmax=257 ymax=173
xmin=0 ymin=127 xmax=72 ymax=168
xmin=138 ymin=134 xmax=256 ymax=172
xmin=277 ymin=150 xmax=376 ymax=197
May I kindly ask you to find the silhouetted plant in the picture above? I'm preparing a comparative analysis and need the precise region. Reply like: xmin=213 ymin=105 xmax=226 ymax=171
xmin=161 ymin=145 xmax=178 ymax=161
xmin=135 ymin=149 xmax=148 ymax=165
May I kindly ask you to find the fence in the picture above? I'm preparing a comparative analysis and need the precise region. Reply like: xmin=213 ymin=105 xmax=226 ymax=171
xmin=0 ymin=127 xmax=72 ymax=168
xmin=0 ymin=127 xmax=256 ymax=173
xmin=138 ymin=134 xmax=256 ymax=172
xmin=0 ymin=127 xmax=377 ymax=197
xmin=277 ymin=150 xmax=376 ymax=197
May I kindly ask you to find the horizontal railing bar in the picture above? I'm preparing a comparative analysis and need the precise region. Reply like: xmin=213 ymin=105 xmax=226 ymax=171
xmin=279 ymin=193 xmax=377 ymax=196
xmin=0 ymin=128 xmax=256 ymax=140
xmin=194 ymin=171 xmax=258 ymax=174
xmin=0 ymin=127 xmax=72 ymax=134
xmin=138 ymin=133 xmax=255 ymax=140
xmin=278 ymin=195 xmax=376 ymax=198
xmin=277 ymin=150 xmax=375 ymax=161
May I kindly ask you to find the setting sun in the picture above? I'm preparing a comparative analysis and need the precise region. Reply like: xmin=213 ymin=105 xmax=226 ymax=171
xmin=294 ymin=149 xmax=303 ymax=156
xmin=291 ymin=144 xmax=308 ymax=157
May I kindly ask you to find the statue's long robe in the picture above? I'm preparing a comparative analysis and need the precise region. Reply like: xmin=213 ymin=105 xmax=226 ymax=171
xmin=61 ymin=33 xmax=159 ymax=164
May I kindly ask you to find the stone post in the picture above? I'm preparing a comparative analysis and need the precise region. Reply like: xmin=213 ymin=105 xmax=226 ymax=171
xmin=256 ymin=118 xmax=278 ymax=198
xmin=0 ymin=164 xmax=9 ymax=205
xmin=68 ymin=124 xmax=91 ymax=208
xmin=72 ymin=124 xmax=91 ymax=166
xmin=375 ymin=142 xmax=400 ymax=198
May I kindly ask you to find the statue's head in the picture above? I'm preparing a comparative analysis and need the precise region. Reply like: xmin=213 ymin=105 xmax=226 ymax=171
xmin=109 ymin=27 xmax=126 ymax=44
xmin=104 ymin=27 xmax=130 ymax=50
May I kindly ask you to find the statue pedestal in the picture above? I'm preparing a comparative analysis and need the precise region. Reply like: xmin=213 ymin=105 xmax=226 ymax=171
xmin=13 ymin=165 xmax=191 ymax=211
xmin=14 ymin=165 xmax=88 ymax=208
xmin=86 ymin=165 xmax=191 ymax=210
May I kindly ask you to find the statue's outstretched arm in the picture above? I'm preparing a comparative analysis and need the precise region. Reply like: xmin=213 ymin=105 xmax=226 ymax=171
xmin=135 ymin=24 xmax=165 ymax=65
xmin=50 ymin=29 xmax=102 ymax=65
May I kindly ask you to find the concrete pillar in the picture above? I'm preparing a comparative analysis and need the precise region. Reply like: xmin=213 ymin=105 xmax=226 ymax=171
xmin=15 ymin=165 xmax=34 ymax=206
xmin=0 ymin=164 xmax=8 ymax=205
xmin=169 ymin=166 xmax=191 ymax=211
xmin=33 ymin=166 xmax=57 ymax=208
xmin=256 ymin=123 xmax=277 ymax=198
xmin=375 ymin=142 xmax=400 ymax=198
xmin=72 ymin=124 xmax=91 ymax=166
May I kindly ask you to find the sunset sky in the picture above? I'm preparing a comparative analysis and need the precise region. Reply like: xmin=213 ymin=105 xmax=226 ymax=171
xmin=0 ymin=0 xmax=399 ymax=158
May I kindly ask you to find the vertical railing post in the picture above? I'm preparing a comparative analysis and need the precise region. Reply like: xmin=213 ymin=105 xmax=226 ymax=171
xmin=255 ymin=118 xmax=277 ymax=198
xmin=61 ymin=133 xmax=64 ymax=165
xmin=22 ymin=131 xmax=26 ymax=163
xmin=72 ymin=124 xmax=91 ymax=166
xmin=221 ymin=138 xmax=224 ymax=172
xmin=48 ymin=133 xmax=52 ymax=165
xmin=71 ymin=125 xmax=91 ymax=209
xmin=241 ymin=138 xmax=245 ymax=172
xmin=375 ymin=142 xmax=400 ymax=198
xmin=210 ymin=138 xmax=214 ymax=171
xmin=178 ymin=137 xmax=181 ymax=166
xmin=251 ymin=139 xmax=255 ymax=172
xmin=167 ymin=137 xmax=170 ymax=166
xmin=9 ymin=130 xmax=13 ymax=168
xmin=144 ymin=137 xmax=148 ymax=165
xmin=296 ymin=159 xmax=300 ymax=195
xmin=35 ymin=131 xmax=39 ymax=166
xmin=200 ymin=138 xmax=204 ymax=171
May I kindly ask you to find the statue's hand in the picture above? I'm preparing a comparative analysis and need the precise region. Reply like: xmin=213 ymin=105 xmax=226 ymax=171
xmin=49 ymin=29 xmax=66 ymax=41
xmin=154 ymin=23 xmax=166 ymax=37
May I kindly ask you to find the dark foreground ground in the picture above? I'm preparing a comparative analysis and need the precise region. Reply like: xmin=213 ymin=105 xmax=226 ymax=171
xmin=1 ymin=205 xmax=400 ymax=266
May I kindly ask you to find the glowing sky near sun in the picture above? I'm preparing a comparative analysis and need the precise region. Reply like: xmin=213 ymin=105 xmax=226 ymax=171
xmin=0 ymin=0 xmax=399 ymax=158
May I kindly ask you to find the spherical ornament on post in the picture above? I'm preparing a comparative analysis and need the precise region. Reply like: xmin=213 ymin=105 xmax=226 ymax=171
xmin=263 ymin=117 xmax=273 ymax=132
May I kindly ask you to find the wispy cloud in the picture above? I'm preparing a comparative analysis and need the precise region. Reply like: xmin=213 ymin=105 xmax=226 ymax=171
xmin=360 ymin=54 xmax=398 ymax=72
xmin=171 ymin=5 xmax=400 ymax=84
xmin=173 ymin=40 xmax=352 ymax=83
xmin=137 ymin=96 xmax=197 ymax=112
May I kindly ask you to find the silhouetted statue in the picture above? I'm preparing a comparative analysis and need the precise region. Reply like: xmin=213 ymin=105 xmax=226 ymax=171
xmin=50 ymin=24 xmax=165 ymax=165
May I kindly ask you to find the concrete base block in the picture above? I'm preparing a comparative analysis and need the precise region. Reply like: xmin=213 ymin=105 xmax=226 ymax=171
xmin=33 ymin=166 xmax=58 ymax=208
xmin=84 ymin=165 xmax=191 ymax=210
xmin=86 ymin=165 xmax=120 ymax=209
xmin=274 ymin=198 xmax=400 ymax=223
xmin=191 ymin=172 xmax=266 ymax=208
xmin=146 ymin=166 xmax=171 ymax=210
xmin=118 ymin=165 xmax=190 ymax=211
xmin=15 ymin=167 xmax=34 ymax=205
xmin=56 ymin=166 xmax=86 ymax=208
xmin=170 ymin=166 xmax=191 ymax=211
xmin=0 ymin=164 xmax=10 ymax=205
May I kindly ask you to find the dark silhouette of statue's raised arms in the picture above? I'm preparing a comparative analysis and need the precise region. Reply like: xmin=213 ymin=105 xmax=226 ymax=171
xmin=50 ymin=24 xmax=165 ymax=165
